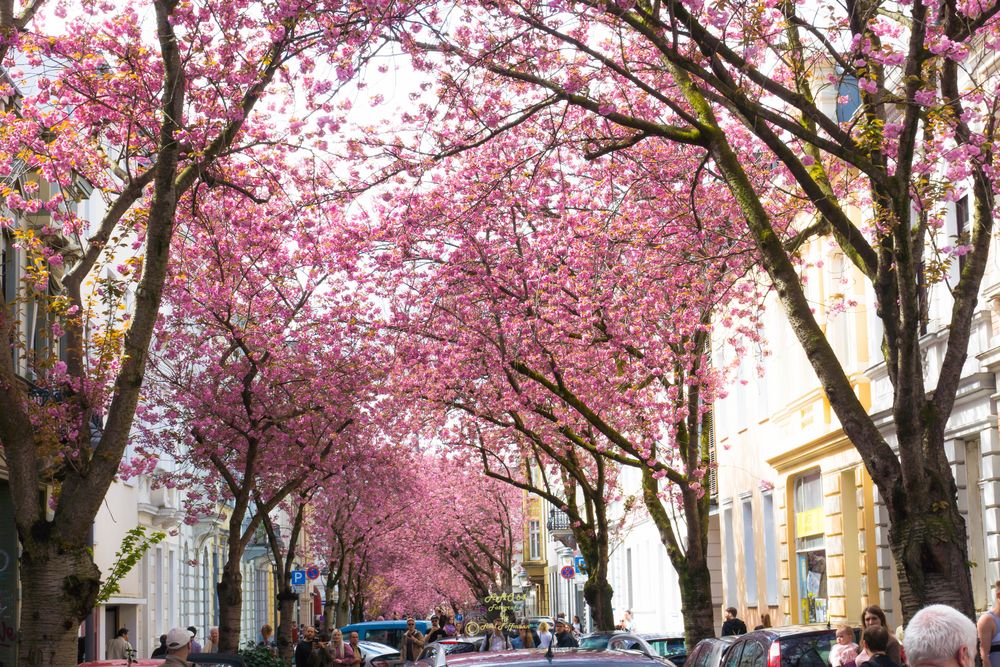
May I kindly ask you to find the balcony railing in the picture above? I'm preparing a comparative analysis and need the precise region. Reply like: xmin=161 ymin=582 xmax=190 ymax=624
xmin=547 ymin=508 xmax=571 ymax=532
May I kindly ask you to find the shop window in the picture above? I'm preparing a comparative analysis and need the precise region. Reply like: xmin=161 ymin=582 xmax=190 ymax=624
xmin=794 ymin=471 xmax=827 ymax=623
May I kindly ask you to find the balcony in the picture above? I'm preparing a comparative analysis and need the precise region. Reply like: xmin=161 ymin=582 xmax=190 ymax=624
xmin=547 ymin=508 xmax=576 ymax=549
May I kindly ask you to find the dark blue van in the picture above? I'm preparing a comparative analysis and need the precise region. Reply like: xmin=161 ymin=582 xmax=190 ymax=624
xmin=341 ymin=620 xmax=432 ymax=649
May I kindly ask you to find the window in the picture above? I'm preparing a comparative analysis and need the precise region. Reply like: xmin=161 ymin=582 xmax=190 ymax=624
xmin=742 ymin=498 xmax=758 ymax=605
xmin=779 ymin=635 xmax=835 ymax=667
xmin=793 ymin=471 xmax=827 ymax=623
xmin=529 ymin=520 xmax=541 ymax=560
xmin=723 ymin=642 xmax=744 ymax=667
xmin=739 ymin=641 xmax=765 ymax=667
xmin=837 ymin=75 xmax=862 ymax=122
xmin=724 ymin=504 xmax=738 ymax=607
xmin=762 ymin=492 xmax=779 ymax=606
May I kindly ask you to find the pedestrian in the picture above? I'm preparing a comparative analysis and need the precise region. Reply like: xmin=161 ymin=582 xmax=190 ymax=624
xmin=517 ymin=625 xmax=536 ymax=649
xmin=857 ymin=606 xmax=902 ymax=666
xmin=392 ymin=611 xmax=402 ymax=621
xmin=904 ymin=604 xmax=976 ymax=667
xmin=572 ymin=616 xmax=582 ymax=635
xmin=152 ymin=634 xmax=168 ymax=658
xmin=349 ymin=631 xmax=365 ymax=667
xmin=296 ymin=626 xmax=318 ymax=667
xmin=427 ymin=616 xmax=446 ymax=643
xmin=260 ymin=624 xmax=277 ymax=655
xmin=328 ymin=629 xmax=354 ymax=666
xmin=721 ymin=608 xmax=747 ymax=636
xmin=164 ymin=627 xmax=197 ymax=667
xmin=830 ymin=624 xmax=861 ymax=667
xmin=480 ymin=624 xmax=511 ymax=652
xmin=203 ymin=627 xmax=219 ymax=653
xmin=398 ymin=617 xmax=425 ymax=666
xmin=537 ymin=622 xmax=554 ymax=649
xmin=107 ymin=627 xmax=133 ymax=660
xmin=979 ymin=580 xmax=1000 ymax=667
xmin=309 ymin=631 xmax=334 ymax=667
xmin=623 ymin=611 xmax=635 ymax=633
xmin=860 ymin=626 xmax=897 ymax=667
xmin=555 ymin=620 xmax=578 ymax=648
xmin=187 ymin=626 xmax=203 ymax=653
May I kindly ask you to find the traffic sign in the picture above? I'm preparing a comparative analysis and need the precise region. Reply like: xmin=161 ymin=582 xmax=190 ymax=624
xmin=306 ymin=564 xmax=321 ymax=581
xmin=291 ymin=583 xmax=306 ymax=595
xmin=291 ymin=570 xmax=306 ymax=586
xmin=574 ymin=556 xmax=587 ymax=575
xmin=560 ymin=565 xmax=576 ymax=580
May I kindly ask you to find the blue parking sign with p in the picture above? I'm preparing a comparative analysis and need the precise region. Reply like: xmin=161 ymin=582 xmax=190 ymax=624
xmin=574 ymin=556 xmax=587 ymax=575
xmin=291 ymin=570 xmax=306 ymax=586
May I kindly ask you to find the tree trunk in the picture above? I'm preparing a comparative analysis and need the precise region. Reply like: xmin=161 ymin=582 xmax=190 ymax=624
xmin=582 ymin=575 xmax=615 ymax=631
xmin=18 ymin=542 xmax=100 ymax=667
xmin=217 ymin=563 xmax=244 ymax=653
xmin=678 ymin=558 xmax=715 ymax=649
xmin=276 ymin=588 xmax=297 ymax=663
xmin=886 ymin=459 xmax=974 ymax=620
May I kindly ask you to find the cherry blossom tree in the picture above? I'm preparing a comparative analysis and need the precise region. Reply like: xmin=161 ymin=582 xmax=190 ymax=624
xmin=372 ymin=118 xmax=760 ymax=637
xmin=141 ymin=169 xmax=374 ymax=651
xmin=390 ymin=0 xmax=1000 ymax=619
xmin=0 ymin=0 xmax=411 ymax=661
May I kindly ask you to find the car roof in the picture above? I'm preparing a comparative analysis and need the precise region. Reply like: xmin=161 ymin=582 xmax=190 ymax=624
xmin=443 ymin=648 xmax=668 ymax=667
xmin=748 ymin=626 xmax=837 ymax=638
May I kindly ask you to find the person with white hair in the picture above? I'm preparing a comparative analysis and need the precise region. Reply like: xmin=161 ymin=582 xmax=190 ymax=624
xmin=903 ymin=604 xmax=977 ymax=667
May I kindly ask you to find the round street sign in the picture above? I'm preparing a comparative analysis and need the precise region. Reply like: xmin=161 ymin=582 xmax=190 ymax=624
xmin=306 ymin=564 xmax=321 ymax=581
xmin=560 ymin=565 xmax=576 ymax=580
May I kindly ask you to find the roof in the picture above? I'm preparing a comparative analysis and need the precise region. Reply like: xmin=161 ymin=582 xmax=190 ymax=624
xmin=443 ymin=648 xmax=669 ymax=667
xmin=344 ymin=620 xmax=432 ymax=630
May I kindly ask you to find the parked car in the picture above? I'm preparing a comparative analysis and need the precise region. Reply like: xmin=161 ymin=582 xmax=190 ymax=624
xmin=582 ymin=633 xmax=685 ymax=659
xmin=718 ymin=626 xmax=838 ymax=667
xmin=411 ymin=643 xmax=679 ymax=667
xmin=419 ymin=637 xmax=484 ymax=660
xmin=79 ymin=653 xmax=247 ymax=667
xmin=684 ymin=637 xmax=738 ymax=667
xmin=342 ymin=620 xmax=433 ymax=648
xmin=360 ymin=640 xmax=403 ymax=667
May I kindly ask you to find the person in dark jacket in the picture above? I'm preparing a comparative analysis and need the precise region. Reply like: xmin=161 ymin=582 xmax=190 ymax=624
xmin=151 ymin=635 xmax=168 ymax=658
xmin=296 ymin=626 xmax=317 ymax=667
xmin=721 ymin=607 xmax=747 ymax=636
xmin=554 ymin=620 xmax=578 ymax=648
xmin=862 ymin=626 xmax=898 ymax=667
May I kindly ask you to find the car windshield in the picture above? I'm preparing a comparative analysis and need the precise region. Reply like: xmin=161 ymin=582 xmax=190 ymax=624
xmin=780 ymin=634 xmax=835 ymax=667
xmin=579 ymin=636 xmax=610 ymax=650
xmin=648 ymin=639 xmax=685 ymax=657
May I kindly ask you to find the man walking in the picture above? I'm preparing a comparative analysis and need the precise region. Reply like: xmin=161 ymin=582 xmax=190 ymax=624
xmin=164 ymin=627 xmax=197 ymax=667
xmin=904 ymin=604 xmax=977 ymax=667
xmin=107 ymin=628 xmax=133 ymax=660
xmin=722 ymin=608 xmax=747 ymax=637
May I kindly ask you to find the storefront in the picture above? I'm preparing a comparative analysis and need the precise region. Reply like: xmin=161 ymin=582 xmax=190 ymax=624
xmin=792 ymin=471 xmax=826 ymax=623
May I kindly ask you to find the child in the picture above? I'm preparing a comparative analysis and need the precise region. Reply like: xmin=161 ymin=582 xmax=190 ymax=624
xmin=830 ymin=625 xmax=860 ymax=667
